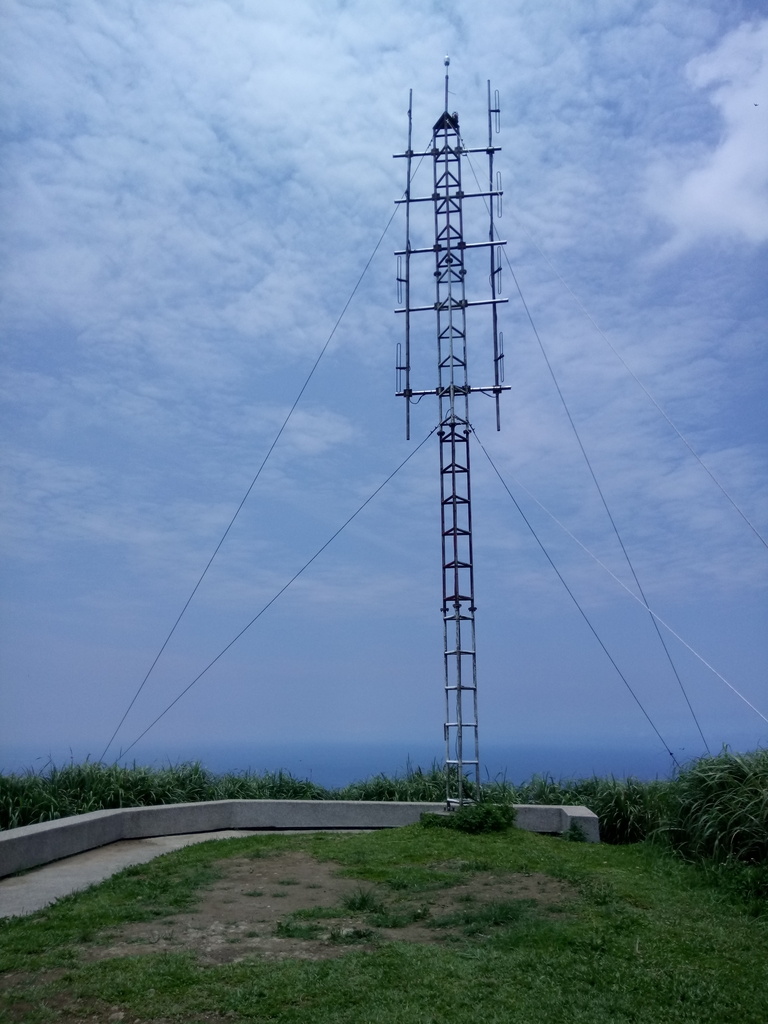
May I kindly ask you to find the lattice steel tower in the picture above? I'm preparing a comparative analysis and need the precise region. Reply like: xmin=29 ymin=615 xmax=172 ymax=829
xmin=395 ymin=62 xmax=509 ymax=806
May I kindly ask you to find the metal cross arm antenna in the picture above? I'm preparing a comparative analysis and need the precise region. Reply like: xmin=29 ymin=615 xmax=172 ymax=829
xmin=394 ymin=240 xmax=506 ymax=255
xmin=395 ymin=190 xmax=502 ymax=204
xmin=396 ymin=385 xmax=511 ymax=398
xmin=393 ymin=147 xmax=501 ymax=158
xmin=394 ymin=72 xmax=507 ymax=807
xmin=396 ymin=298 xmax=508 ymax=313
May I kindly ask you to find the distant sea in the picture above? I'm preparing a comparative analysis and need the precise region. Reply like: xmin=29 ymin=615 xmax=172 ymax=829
xmin=181 ymin=741 xmax=689 ymax=787
xmin=1 ymin=740 xmax=696 ymax=786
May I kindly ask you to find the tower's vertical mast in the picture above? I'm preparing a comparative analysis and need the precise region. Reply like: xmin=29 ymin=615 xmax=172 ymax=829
xmin=433 ymin=87 xmax=478 ymax=806
xmin=394 ymin=66 xmax=508 ymax=807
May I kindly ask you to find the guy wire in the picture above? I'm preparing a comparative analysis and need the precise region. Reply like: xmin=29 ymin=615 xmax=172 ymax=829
xmin=114 ymin=426 xmax=438 ymax=762
xmin=473 ymin=428 xmax=680 ymax=767
xmin=489 ymin=458 xmax=768 ymax=727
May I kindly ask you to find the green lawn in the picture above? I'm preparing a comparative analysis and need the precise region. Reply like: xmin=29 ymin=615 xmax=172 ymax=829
xmin=1 ymin=825 xmax=766 ymax=1023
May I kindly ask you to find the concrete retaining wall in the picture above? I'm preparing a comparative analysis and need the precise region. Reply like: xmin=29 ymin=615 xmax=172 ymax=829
xmin=0 ymin=800 xmax=599 ymax=878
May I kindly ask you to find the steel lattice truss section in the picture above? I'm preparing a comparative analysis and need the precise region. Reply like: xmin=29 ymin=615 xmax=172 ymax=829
xmin=395 ymin=72 xmax=508 ymax=806
xmin=433 ymin=112 xmax=477 ymax=806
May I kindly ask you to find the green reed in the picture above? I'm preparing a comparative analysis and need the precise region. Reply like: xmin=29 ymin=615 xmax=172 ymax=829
xmin=0 ymin=760 xmax=330 ymax=830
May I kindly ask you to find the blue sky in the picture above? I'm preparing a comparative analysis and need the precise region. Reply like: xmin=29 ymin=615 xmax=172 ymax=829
xmin=1 ymin=0 xmax=766 ymax=778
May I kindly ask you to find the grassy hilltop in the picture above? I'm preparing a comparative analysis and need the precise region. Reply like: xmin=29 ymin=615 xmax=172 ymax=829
xmin=1 ymin=749 xmax=767 ymax=1023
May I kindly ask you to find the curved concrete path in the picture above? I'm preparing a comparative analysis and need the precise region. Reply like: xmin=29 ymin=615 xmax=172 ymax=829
xmin=1 ymin=830 xmax=273 ymax=919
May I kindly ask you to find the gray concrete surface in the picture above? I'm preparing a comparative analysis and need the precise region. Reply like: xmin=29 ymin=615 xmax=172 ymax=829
xmin=0 ymin=801 xmax=600 ymax=884
xmin=515 ymin=804 xmax=600 ymax=843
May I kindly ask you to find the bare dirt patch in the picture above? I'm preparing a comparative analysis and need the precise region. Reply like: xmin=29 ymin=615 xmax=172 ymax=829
xmin=0 ymin=968 xmax=67 ymax=992
xmin=88 ymin=850 xmax=576 ymax=965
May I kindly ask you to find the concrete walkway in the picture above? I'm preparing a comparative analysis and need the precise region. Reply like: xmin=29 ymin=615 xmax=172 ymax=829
xmin=0 ymin=829 xmax=265 ymax=919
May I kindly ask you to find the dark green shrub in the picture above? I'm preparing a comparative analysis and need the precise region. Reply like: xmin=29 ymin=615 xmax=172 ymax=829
xmin=342 ymin=888 xmax=386 ymax=914
xmin=421 ymin=802 xmax=516 ymax=834
xmin=563 ymin=821 xmax=588 ymax=842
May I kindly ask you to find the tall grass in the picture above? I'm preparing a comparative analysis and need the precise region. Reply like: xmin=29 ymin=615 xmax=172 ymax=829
xmin=339 ymin=763 xmax=512 ymax=804
xmin=0 ymin=760 xmax=511 ymax=830
xmin=0 ymin=761 xmax=329 ymax=831
xmin=666 ymin=748 xmax=768 ymax=864
xmin=2 ymin=748 xmax=766 ymax=869
xmin=511 ymin=773 xmax=672 ymax=846
xmin=508 ymin=748 xmax=768 ymax=865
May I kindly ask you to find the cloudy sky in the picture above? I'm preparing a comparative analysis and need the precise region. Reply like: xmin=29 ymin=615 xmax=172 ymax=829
xmin=1 ymin=0 xmax=766 ymax=780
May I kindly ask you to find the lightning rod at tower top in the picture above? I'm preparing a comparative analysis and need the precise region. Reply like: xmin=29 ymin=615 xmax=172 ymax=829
xmin=394 ymin=64 xmax=510 ymax=807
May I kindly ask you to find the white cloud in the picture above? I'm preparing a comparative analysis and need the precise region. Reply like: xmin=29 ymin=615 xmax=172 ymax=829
xmin=649 ymin=19 xmax=768 ymax=250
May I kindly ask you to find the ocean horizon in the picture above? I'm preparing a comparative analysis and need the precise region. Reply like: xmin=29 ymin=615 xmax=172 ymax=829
xmin=0 ymin=738 xmax=714 ymax=787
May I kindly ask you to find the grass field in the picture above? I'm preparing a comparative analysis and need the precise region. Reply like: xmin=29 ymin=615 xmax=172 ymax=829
xmin=2 ymin=823 xmax=767 ymax=1023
